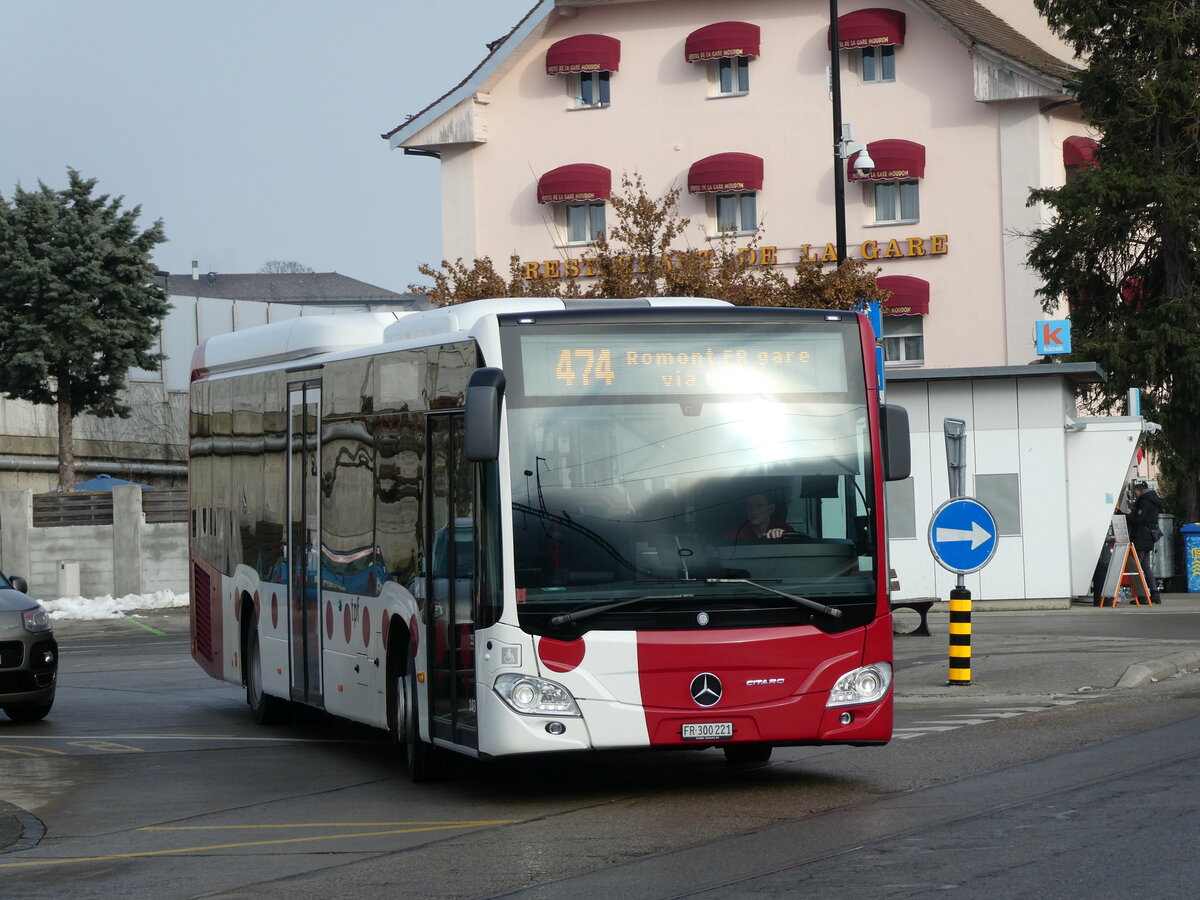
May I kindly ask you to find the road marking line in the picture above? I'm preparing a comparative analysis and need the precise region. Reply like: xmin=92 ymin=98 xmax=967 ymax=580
xmin=123 ymin=617 xmax=167 ymax=635
xmin=0 ymin=746 xmax=67 ymax=757
xmin=0 ymin=734 xmax=372 ymax=743
xmin=0 ymin=821 xmax=521 ymax=869
xmin=140 ymin=821 xmax=520 ymax=830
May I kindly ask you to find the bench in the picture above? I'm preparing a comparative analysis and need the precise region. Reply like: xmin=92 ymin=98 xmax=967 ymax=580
xmin=890 ymin=599 xmax=935 ymax=636
xmin=888 ymin=570 xmax=934 ymax=636
xmin=892 ymin=602 xmax=936 ymax=638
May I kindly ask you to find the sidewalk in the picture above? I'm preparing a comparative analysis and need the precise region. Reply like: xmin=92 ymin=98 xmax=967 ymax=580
xmin=894 ymin=591 xmax=1200 ymax=698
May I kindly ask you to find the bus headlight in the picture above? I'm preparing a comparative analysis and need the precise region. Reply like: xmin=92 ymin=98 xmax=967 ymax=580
xmin=826 ymin=663 xmax=892 ymax=707
xmin=494 ymin=674 xmax=581 ymax=717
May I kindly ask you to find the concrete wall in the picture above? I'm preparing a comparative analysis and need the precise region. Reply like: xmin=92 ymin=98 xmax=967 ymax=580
xmin=0 ymin=486 xmax=188 ymax=601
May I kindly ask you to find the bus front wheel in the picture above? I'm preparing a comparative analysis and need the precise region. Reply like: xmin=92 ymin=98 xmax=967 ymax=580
xmin=247 ymin=625 xmax=288 ymax=725
xmin=723 ymin=743 xmax=772 ymax=764
xmin=404 ymin=649 xmax=440 ymax=782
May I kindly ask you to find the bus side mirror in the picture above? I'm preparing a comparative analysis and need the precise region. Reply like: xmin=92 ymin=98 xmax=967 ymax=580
xmin=881 ymin=403 xmax=910 ymax=482
xmin=465 ymin=367 xmax=506 ymax=462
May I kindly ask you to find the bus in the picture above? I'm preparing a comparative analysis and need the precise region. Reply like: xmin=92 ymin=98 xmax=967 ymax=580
xmin=188 ymin=298 xmax=910 ymax=779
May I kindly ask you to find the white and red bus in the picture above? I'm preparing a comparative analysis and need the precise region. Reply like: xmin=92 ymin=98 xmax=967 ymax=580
xmin=188 ymin=298 xmax=909 ymax=779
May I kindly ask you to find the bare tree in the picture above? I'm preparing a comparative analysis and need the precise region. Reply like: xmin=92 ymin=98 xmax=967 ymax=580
xmin=259 ymin=260 xmax=314 ymax=274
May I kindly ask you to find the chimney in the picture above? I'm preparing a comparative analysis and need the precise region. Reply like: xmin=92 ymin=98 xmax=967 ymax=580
xmin=192 ymin=260 xmax=200 ymax=281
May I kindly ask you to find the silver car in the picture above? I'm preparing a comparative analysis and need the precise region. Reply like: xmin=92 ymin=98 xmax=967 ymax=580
xmin=0 ymin=571 xmax=57 ymax=722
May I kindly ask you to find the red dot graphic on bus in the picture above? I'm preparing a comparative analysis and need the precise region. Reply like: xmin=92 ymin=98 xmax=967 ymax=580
xmin=252 ymin=590 xmax=260 ymax=621
xmin=271 ymin=593 xmax=279 ymax=629
xmin=343 ymin=604 xmax=352 ymax=644
xmin=362 ymin=607 xmax=371 ymax=648
xmin=381 ymin=611 xmax=390 ymax=650
xmin=538 ymin=637 xmax=586 ymax=673
xmin=409 ymin=614 xmax=419 ymax=655
xmin=325 ymin=601 xmax=334 ymax=640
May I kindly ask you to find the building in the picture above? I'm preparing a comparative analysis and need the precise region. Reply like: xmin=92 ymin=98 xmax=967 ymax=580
xmin=0 ymin=271 xmax=422 ymax=493
xmin=384 ymin=0 xmax=1091 ymax=370
xmin=384 ymin=1 xmax=1156 ymax=602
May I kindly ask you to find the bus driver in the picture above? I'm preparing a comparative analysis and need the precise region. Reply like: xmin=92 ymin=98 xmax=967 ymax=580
xmin=725 ymin=492 xmax=796 ymax=542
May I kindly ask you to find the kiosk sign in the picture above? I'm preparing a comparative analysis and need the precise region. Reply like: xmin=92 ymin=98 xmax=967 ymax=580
xmin=928 ymin=497 xmax=998 ymax=574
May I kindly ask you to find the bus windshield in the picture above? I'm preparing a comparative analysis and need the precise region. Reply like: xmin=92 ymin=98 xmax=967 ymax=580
xmin=503 ymin=321 xmax=878 ymax=633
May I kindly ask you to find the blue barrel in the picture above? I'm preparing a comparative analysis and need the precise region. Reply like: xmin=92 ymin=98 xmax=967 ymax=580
xmin=1183 ymin=524 xmax=1200 ymax=592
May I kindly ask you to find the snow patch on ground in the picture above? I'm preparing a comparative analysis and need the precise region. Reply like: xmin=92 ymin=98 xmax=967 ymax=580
xmin=40 ymin=591 xmax=188 ymax=620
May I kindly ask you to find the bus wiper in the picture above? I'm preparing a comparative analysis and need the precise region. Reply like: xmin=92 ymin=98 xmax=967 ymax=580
xmin=549 ymin=593 xmax=696 ymax=627
xmin=705 ymin=578 xmax=844 ymax=620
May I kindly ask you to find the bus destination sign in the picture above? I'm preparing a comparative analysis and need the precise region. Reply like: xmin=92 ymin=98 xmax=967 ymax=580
xmin=518 ymin=331 xmax=851 ymax=397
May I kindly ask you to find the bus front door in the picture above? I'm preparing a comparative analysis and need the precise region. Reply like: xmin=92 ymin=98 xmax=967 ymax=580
xmin=426 ymin=413 xmax=478 ymax=750
xmin=287 ymin=381 xmax=323 ymax=706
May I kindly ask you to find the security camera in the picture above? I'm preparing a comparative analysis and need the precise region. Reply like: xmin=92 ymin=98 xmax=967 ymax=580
xmin=853 ymin=149 xmax=875 ymax=174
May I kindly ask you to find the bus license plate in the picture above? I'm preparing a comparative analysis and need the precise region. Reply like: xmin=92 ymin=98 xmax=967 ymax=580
xmin=681 ymin=722 xmax=733 ymax=740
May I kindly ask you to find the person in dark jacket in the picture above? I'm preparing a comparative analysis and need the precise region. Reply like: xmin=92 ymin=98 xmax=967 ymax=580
xmin=1127 ymin=480 xmax=1163 ymax=605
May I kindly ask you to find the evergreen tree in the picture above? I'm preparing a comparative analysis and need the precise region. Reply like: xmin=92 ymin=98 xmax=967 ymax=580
xmin=1027 ymin=1 xmax=1200 ymax=519
xmin=0 ymin=169 xmax=168 ymax=491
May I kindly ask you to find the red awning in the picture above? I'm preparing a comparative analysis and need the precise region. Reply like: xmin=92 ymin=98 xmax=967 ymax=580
xmin=1063 ymin=135 xmax=1099 ymax=168
xmin=829 ymin=8 xmax=906 ymax=49
xmin=537 ymin=164 xmax=612 ymax=204
xmin=687 ymin=153 xmax=764 ymax=193
xmin=684 ymin=22 xmax=761 ymax=62
xmin=876 ymin=275 xmax=929 ymax=316
xmin=848 ymin=139 xmax=925 ymax=182
xmin=546 ymin=34 xmax=620 ymax=75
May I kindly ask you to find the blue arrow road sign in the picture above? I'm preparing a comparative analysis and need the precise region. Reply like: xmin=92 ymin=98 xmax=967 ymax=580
xmin=928 ymin=497 xmax=998 ymax=574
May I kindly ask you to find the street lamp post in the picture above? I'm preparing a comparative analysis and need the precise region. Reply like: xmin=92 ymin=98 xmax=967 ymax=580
xmin=828 ymin=10 xmax=884 ymax=394
xmin=829 ymin=0 xmax=875 ymax=264
xmin=830 ymin=0 xmax=848 ymax=265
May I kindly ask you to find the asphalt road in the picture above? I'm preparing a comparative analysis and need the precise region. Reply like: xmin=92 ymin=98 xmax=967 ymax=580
xmin=1 ymin=595 xmax=1198 ymax=897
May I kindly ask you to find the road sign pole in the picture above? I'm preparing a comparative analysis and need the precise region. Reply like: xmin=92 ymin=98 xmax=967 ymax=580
xmin=944 ymin=418 xmax=966 ymax=499
xmin=947 ymin=585 xmax=972 ymax=685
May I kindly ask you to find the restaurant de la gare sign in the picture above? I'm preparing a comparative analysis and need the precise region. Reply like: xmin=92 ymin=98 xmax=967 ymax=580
xmin=517 ymin=233 xmax=950 ymax=281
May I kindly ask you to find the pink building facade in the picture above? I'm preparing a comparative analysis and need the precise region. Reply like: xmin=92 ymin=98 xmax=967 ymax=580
xmin=386 ymin=0 xmax=1091 ymax=371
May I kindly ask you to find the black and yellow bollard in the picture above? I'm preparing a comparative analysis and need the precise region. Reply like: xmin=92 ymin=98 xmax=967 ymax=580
xmin=947 ymin=586 xmax=972 ymax=685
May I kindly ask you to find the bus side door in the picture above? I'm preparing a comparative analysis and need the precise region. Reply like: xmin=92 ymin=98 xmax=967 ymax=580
xmin=287 ymin=380 xmax=323 ymax=706
xmin=426 ymin=412 xmax=478 ymax=750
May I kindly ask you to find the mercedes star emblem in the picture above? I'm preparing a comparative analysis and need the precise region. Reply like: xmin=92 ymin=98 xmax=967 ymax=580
xmin=690 ymin=672 xmax=722 ymax=707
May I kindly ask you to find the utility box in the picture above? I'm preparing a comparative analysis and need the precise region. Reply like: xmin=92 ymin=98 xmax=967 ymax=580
xmin=58 ymin=560 xmax=80 ymax=598
xmin=1156 ymin=513 xmax=1176 ymax=587
xmin=1181 ymin=524 xmax=1200 ymax=593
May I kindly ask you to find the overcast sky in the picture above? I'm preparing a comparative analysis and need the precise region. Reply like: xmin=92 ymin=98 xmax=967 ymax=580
xmin=1 ymin=0 xmax=534 ymax=294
